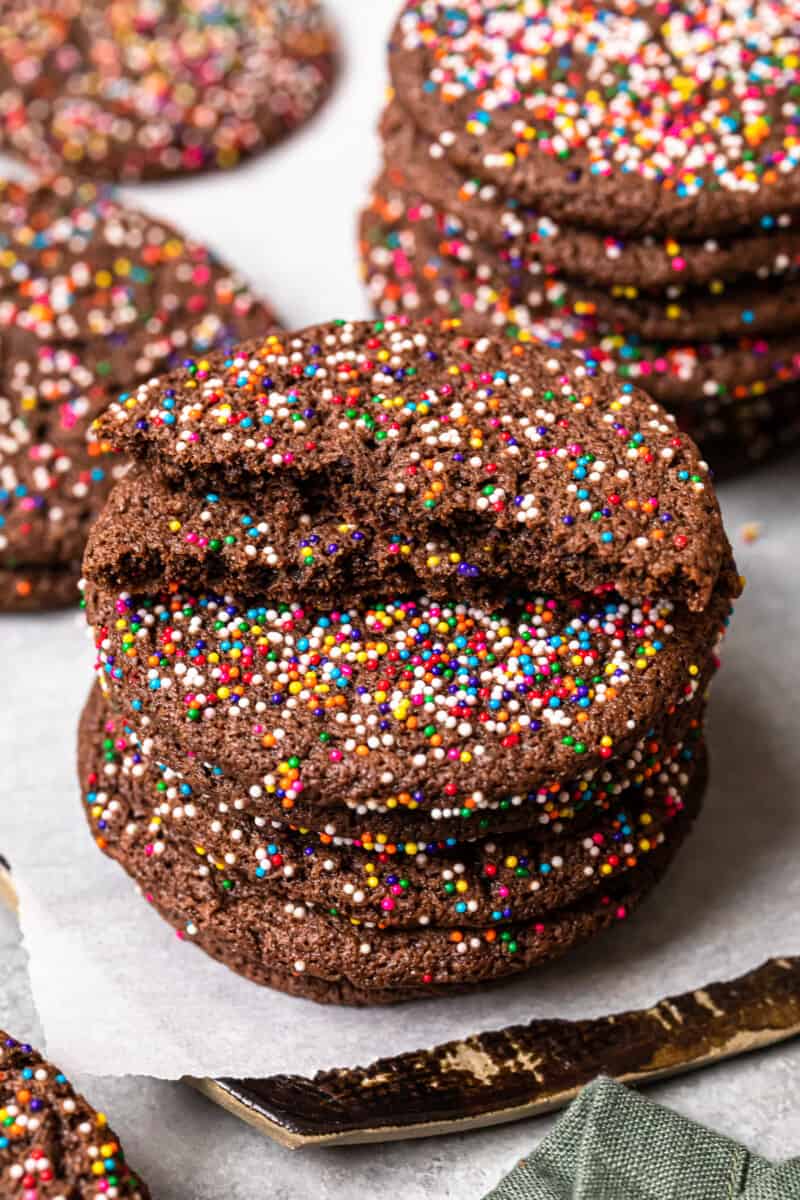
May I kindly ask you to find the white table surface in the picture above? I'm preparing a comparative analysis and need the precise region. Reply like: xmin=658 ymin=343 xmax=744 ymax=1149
xmin=2 ymin=1 xmax=800 ymax=1195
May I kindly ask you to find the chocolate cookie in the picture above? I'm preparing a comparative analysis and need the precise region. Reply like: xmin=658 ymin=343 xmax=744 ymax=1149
xmin=94 ymin=319 xmax=736 ymax=611
xmin=589 ymin=329 xmax=800 ymax=411
xmin=102 ymin=824 xmax=699 ymax=1002
xmin=79 ymin=691 xmax=704 ymax=1002
xmin=84 ymin=675 xmax=712 ymax=845
xmin=537 ymin=272 xmax=800 ymax=344
xmin=381 ymin=100 xmax=800 ymax=293
xmin=0 ymin=174 xmax=277 ymax=609
xmin=0 ymin=177 xmax=277 ymax=389
xmin=0 ymin=0 xmax=336 ymax=181
xmin=388 ymin=1 xmax=800 ymax=237
xmin=80 ymin=679 xmax=706 ymax=929
xmin=0 ymin=429 xmax=125 ymax=567
xmin=0 ymin=1032 xmax=149 ymax=1197
xmin=84 ymin=581 xmax=728 ymax=824
xmin=359 ymin=196 xmax=800 ymax=411
xmin=0 ymin=428 xmax=124 ymax=610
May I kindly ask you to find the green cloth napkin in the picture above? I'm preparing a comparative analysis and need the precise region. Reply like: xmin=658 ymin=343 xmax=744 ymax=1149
xmin=484 ymin=1078 xmax=800 ymax=1200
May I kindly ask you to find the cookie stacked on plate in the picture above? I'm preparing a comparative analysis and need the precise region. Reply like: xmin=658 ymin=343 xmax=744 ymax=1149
xmin=0 ymin=174 xmax=277 ymax=610
xmin=0 ymin=1031 xmax=149 ymax=1197
xmin=360 ymin=0 xmax=800 ymax=470
xmin=80 ymin=317 xmax=738 ymax=1005
xmin=0 ymin=0 xmax=336 ymax=181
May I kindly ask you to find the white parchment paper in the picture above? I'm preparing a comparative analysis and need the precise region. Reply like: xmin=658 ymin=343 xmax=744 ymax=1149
xmin=6 ymin=895 xmax=800 ymax=1200
xmin=2 ymin=456 xmax=798 ymax=1080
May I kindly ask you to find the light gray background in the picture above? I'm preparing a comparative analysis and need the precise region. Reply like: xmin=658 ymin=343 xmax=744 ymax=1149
xmin=1 ymin=1 xmax=799 ymax=1195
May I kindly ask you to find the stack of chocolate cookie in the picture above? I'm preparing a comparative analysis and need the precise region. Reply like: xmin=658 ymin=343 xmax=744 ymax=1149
xmin=0 ymin=174 xmax=276 ymax=610
xmin=79 ymin=317 xmax=738 ymax=1004
xmin=360 ymin=0 xmax=800 ymax=470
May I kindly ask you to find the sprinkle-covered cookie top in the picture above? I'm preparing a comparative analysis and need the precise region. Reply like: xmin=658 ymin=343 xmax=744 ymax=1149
xmin=0 ymin=424 xmax=125 ymax=570
xmin=0 ymin=1032 xmax=149 ymax=1198
xmin=88 ymin=583 xmax=727 ymax=816
xmin=97 ymin=318 xmax=734 ymax=610
xmin=389 ymin=0 xmax=800 ymax=235
xmin=0 ymin=176 xmax=274 ymax=394
xmin=0 ymin=0 xmax=335 ymax=181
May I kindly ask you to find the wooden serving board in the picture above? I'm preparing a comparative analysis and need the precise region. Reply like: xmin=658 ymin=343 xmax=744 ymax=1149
xmin=2 ymin=859 xmax=799 ymax=1149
